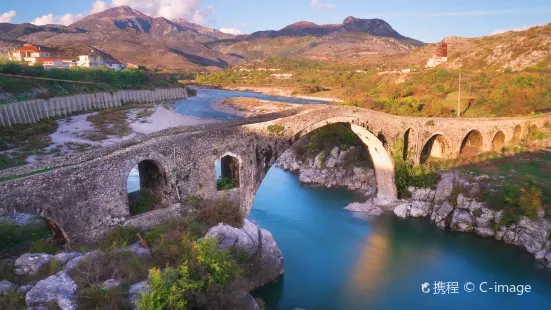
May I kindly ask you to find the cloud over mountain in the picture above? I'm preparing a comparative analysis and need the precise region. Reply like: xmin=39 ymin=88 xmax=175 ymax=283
xmin=0 ymin=10 xmax=17 ymax=23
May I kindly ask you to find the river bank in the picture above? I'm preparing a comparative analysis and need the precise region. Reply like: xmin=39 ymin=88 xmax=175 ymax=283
xmin=210 ymin=97 xmax=299 ymax=117
xmin=221 ymin=85 xmax=343 ymax=103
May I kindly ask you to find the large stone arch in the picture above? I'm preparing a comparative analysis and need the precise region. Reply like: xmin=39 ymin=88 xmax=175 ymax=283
xmin=419 ymin=133 xmax=451 ymax=164
xmin=276 ymin=116 xmax=397 ymax=200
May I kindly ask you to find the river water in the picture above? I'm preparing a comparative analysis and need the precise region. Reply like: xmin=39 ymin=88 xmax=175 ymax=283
xmin=249 ymin=168 xmax=551 ymax=310
xmin=174 ymin=89 xmax=330 ymax=120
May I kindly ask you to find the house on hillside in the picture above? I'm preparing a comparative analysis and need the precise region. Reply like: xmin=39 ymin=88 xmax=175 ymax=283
xmin=78 ymin=51 xmax=106 ymax=68
xmin=36 ymin=58 xmax=66 ymax=70
xmin=426 ymin=40 xmax=448 ymax=68
xmin=7 ymin=44 xmax=61 ymax=68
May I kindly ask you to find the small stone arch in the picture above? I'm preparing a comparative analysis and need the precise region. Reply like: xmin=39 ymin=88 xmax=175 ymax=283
xmin=403 ymin=128 xmax=417 ymax=161
xmin=528 ymin=124 xmax=539 ymax=135
xmin=215 ymin=152 xmax=242 ymax=190
xmin=420 ymin=133 xmax=450 ymax=164
xmin=491 ymin=131 xmax=506 ymax=153
xmin=126 ymin=159 xmax=169 ymax=215
xmin=460 ymin=129 xmax=483 ymax=156
xmin=513 ymin=125 xmax=522 ymax=142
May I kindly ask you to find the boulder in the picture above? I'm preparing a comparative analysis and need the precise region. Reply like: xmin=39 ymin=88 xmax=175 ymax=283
xmin=0 ymin=280 xmax=17 ymax=295
xmin=431 ymin=201 xmax=455 ymax=229
xmin=14 ymin=253 xmax=53 ymax=276
xmin=18 ymin=285 xmax=34 ymax=295
xmin=25 ymin=272 xmax=77 ymax=310
xmin=393 ymin=203 xmax=408 ymax=219
xmin=62 ymin=251 xmax=102 ymax=273
xmin=535 ymin=250 xmax=547 ymax=260
xmin=475 ymin=228 xmax=495 ymax=238
xmin=451 ymin=210 xmax=473 ymax=232
xmin=102 ymin=279 xmax=121 ymax=290
xmin=434 ymin=172 xmax=456 ymax=204
xmin=409 ymin=187 xmax=435 ymax=202
xmin=206 ymin=219 xmax=284 ymax=288
xmin=344 ymin=201 xmax=383 ymax=216
xmin=123 ymin=243 xmax=152 ymax=259
xmin=129 ymin=281 xmax=150 ymax=308
xmin=409 ymin=201 xmax=432 ymax=218
xmin=54 ymin=252 xmax=82 ymax=266
xmin=238 ymin=291 xmax=260 ymax=310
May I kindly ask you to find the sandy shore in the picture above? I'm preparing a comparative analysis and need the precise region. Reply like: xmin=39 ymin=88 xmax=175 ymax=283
xmin=28 ymin=104 xmax=215 ymax=162
xmin=210 ymin=97 xmax=299 ymax=117
xmin=222 ymin=86 xmax=343 ymax=103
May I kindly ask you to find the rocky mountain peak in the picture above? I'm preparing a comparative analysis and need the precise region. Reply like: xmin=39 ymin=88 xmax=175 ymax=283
xmin=343 ymin=16 xmax=358 ymax=24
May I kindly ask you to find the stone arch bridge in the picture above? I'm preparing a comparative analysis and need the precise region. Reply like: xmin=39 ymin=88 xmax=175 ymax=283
xmin=0 ymin=105 xmax=549 ymax=243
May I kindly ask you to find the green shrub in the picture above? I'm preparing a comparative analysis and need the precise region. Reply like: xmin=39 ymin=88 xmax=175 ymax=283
xmin=27 ymin=239 xmax=60 ymax=254
xmin=503 ymin=181 xmax=543 ymax=219
xmin=267 ymin=124 xmax=285 ymax=136
xmin=216 ymin=177 xmax=236 ymax=190
xmin=70 ymin=251 xmax=150 ymax=288
xmin=138 ymin=238 xmax=243 ymax=310
xmin=78 ymin=284 xmax=130 ymax=310
xmin=391 ymin=139 xmax=438 ymax=198
xmin=97 ymin=226 xmax=141 ymax=250
xmin=0 ymin=290 xmax=25 ymax=310
xmin=128 ymin=190 xmax=160 ymax=216
xmin=0 ymin=220 xmax=51 ymax=251
xmin=184 ymin=197 xmax=244 ymax=228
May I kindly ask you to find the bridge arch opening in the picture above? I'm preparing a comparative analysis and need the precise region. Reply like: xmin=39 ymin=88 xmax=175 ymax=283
xmin=513 ymin=125 xmax=522 ymax=142
xmin=126 ymin=159 xmax=167 ymax=216
xmin=491 ymin=131 xmax=505 ymax=153
xmin=270 ymin=119 xmax=397 ymax=200
xmin=403 ymin=128 xmax=416 ymax=161
xmin=0 ymin=212 xmax=68 ymax=249
xmin=460 ymin=130 xmax=483 ymax=156
xmin=216 ymin=153 xmax=241 ymax=190
xmin=420 ymin=134 xmax=450 ymax=164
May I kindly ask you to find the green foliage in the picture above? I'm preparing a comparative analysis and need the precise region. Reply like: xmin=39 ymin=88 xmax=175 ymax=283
xmin=128 ymin=190 xmax=160 ymax=216
xmin=184 ymin=197 xmax=244 ymax=228
xmin=216 ymin=177 xmax=236 ymax=190
xmin=501 ymin=181 xmax=544 ymax=221
xmin=78 ymin=285 xmax=130 ymax=310
xmin=97 ymin=226 xmax=140 ymax=250
xmin=0 ymin=220 xmax=51 ymax=251
xmin=27 ymin=239 xmax=60 ymax=254
xmin=0 ymin=290 xmax=25 ymax=310
xmin=391 ymin=139 xmax=438 ymax=198
xmin=267 ymin=124 xmax=285 ymax=136
xmin=70 ymin=250 xmax=150 ymax=288
xmin=138 ymin=237 xmax=242 ymax=310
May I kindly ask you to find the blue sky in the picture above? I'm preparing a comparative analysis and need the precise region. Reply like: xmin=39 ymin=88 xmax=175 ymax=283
xmin=1 ymin=0 xmax=550 ymax=42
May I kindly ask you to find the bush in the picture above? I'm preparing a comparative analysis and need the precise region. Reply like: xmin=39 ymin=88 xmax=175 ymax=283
xmin=0 ymin=220 xmax=51 ymax=251
xmin=216 ymin=177 xmax=236 ymax=190
xmin=503 ymin=182 xmax=543 ymax=219
xmin=78 ymin=285 xmax=130 ymax=310
xmin=97 ymin=226 xmax=141 ymax=250
xmin=70 ymin=251 xmax=150 ymax=288
xmin=267 ymin=124 xmax=285 ymax=136
xmin=0 ymin=290 xmax=25 ymax=310
xmin=391 ymin=139 xmax=438 ymax=198
xmin=128 ymin=190 xmax=160 ymax=216
xmin=184 ymin=197 xmax=244 ymax=228
xmin=138 ymin=238 xmax=243 ymax=310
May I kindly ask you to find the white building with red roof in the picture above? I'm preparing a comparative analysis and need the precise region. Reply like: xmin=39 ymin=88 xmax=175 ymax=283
xmin=8 ymin=44 xmax=62 ymax=68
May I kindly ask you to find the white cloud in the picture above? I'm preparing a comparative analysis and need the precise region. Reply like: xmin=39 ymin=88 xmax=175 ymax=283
xmin=311 ymin=0 xmax=335 ymax=9
xmin=112 ymin=0 xmax=213 ymax=24
xmin=90 ymin=0 xmax=109 ymax=14
xmin=0 ymin=10 xmax=16 ymax=23
xmin=491 ymin=23 xmax=545 ymax=35
xmin=220 ymin=27 xmax=243 ymax=35
xmin=30 ymin=0 xmax=216 ymax=26
xmin=32 ymin=13 xmax=83 ymax=26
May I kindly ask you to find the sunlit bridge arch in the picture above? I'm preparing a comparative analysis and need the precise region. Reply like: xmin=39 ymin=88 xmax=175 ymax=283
xmin=420 ymin=133 xmax=451 ymax=164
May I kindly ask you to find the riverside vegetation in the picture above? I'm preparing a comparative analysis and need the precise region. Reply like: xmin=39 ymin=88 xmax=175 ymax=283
xmin=0 ymin=197 xmax=273 ymax=310
xmin=197 ymin=57 xmax=551 ymax=117
xmin=0 ymin=60 xmax=188 ymax=104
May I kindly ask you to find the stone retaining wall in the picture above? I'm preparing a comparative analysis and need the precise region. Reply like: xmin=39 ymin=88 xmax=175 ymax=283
xmin=0 ymin=87 xmax=188 ymax=127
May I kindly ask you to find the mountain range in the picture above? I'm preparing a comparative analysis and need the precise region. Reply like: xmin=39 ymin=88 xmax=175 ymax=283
xmin=0 ymin=6 xmax=548 ymax=71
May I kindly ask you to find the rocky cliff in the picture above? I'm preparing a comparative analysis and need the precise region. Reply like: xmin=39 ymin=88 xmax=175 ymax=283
xmin=276 ymin=145 xmax=376 ymax=197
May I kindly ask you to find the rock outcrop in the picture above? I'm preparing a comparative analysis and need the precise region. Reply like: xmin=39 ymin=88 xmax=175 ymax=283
xmin=277 ymin=146 xmax=376 ymax=196
xmin=25 ymin=272 xmax=77 ymax=310
xmin=206 ymin=219 xmax=284 ymax=288
xmin=14 ymin=253 xmax=53 ymax=276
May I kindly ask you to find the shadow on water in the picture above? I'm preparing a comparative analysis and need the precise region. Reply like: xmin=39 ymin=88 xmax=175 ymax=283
xmin=249 ymin=168 xmax=551 ymax=310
